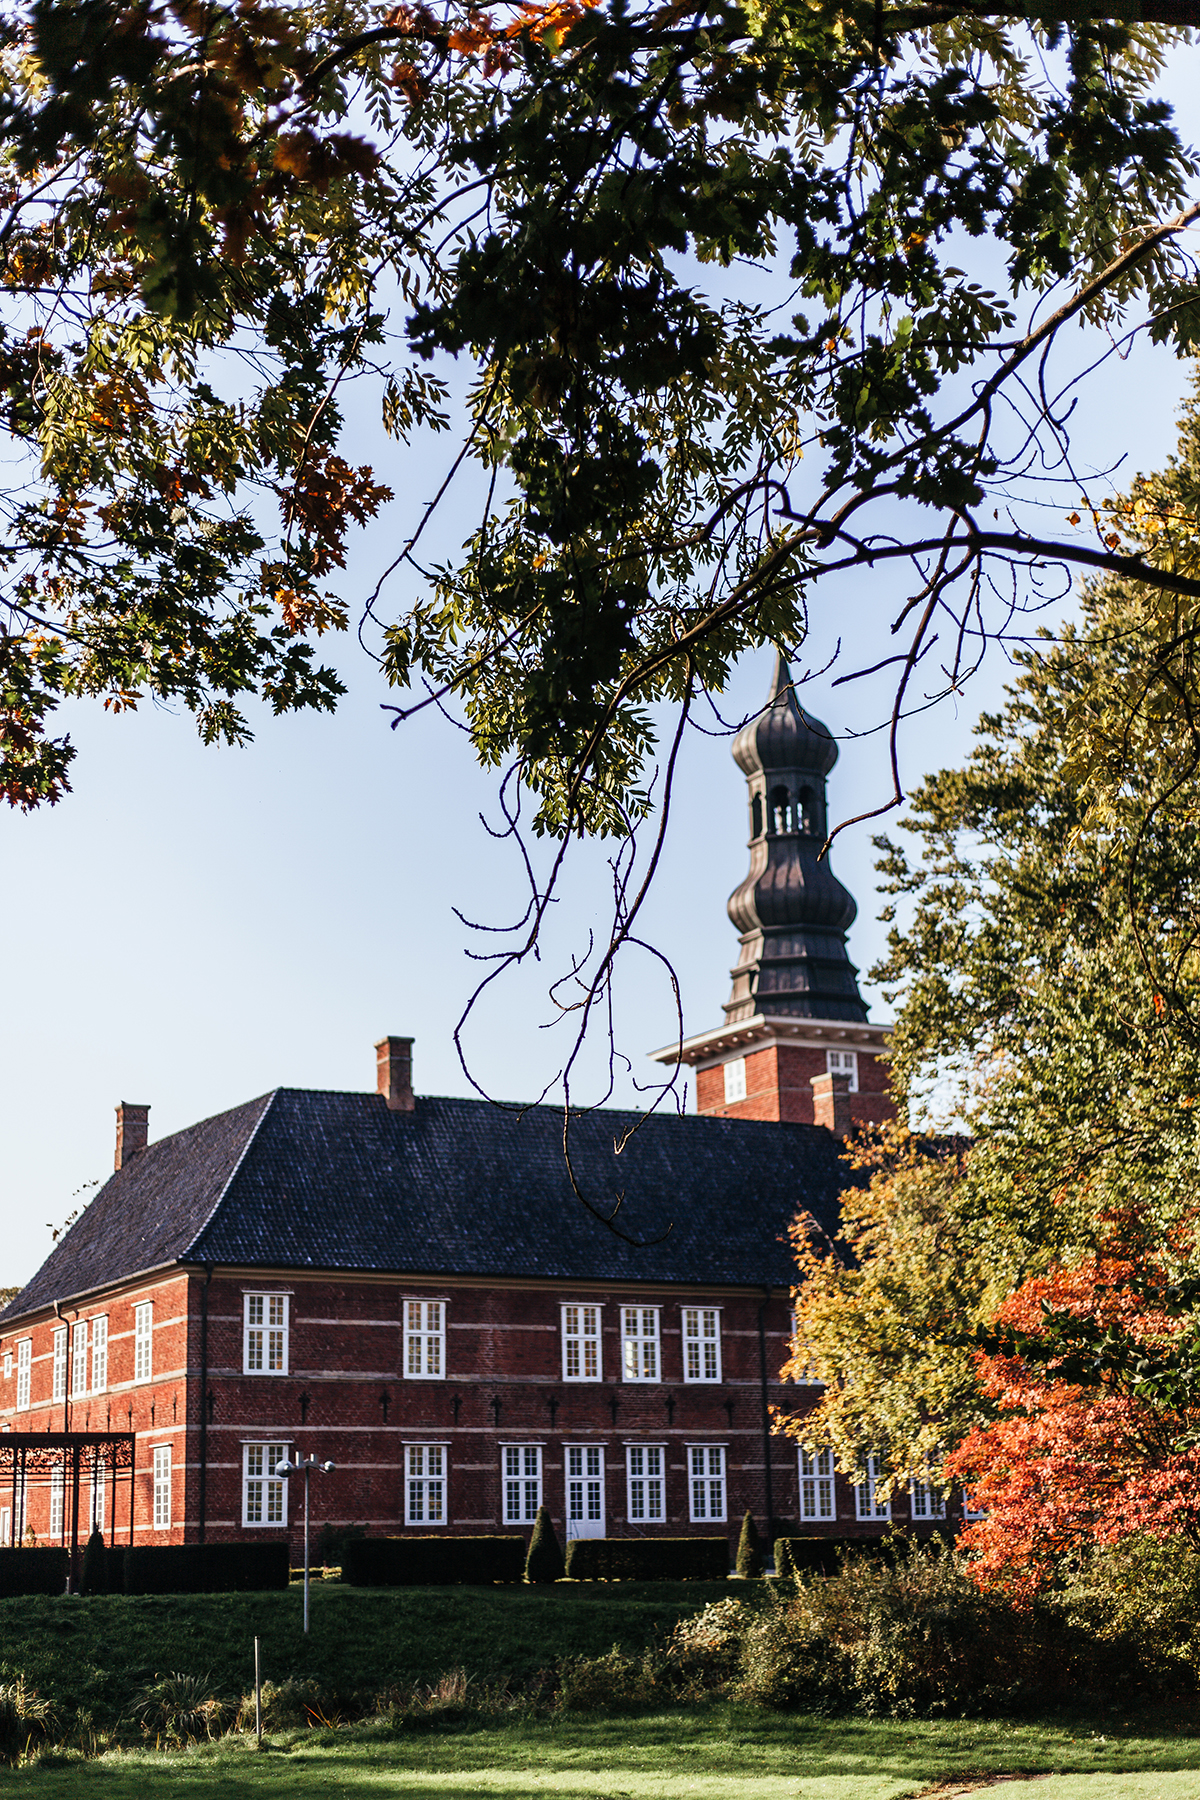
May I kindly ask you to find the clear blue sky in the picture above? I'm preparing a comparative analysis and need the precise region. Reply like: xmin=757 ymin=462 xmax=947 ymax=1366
xmin=4 ymin=67 xmax=1199 ymax=1284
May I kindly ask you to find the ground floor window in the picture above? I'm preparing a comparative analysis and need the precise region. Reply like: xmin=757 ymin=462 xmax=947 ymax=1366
xmin=90 ymin=1459 xmax=106 ymax=1534
xmin=502 ymin=1445 xmax=542 ymax=1523
xmin=909 ymin=1474 xmax=946 ymax=1520
xmin=854 ymin=1454 xmax=890 ymax=1521
xmin=49 ymin=1464 xmax=64 ymax=1538
xmin=687 ymin=1445 xmax=726 ymax=1522
xmin=405 ymin=1443 xmax=447 ymax=1525
xmin=243 ymin=1442 xmax=289 ymax=1527
xmin=799 ymin=1447 xmax=836 ymax=1521
xmin=153 ymin=1446 xmax=172 ymax=1530
xmin=565 ymin=1445 xmax=605 ymax=1536
xmin=626 ymin=1445 xmax=665 ymax=1523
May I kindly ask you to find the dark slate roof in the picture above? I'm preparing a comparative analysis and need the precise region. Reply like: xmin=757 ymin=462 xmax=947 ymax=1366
xmin=1 ymin=1089 xmax=851 ymax=1322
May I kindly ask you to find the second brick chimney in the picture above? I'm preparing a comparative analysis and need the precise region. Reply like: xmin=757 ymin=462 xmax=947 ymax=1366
xmin=810 ymin=1071 xmax=853 ymax=1137
xmin=376 ymin=1036 xmax=415 ymax=1112
xmin=115 ymin=1102 xmax=150 ymax=1170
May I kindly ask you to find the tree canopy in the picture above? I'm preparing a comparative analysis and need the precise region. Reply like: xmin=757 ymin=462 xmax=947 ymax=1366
xmin=5 ymin=0 xmax=1200 ymax=846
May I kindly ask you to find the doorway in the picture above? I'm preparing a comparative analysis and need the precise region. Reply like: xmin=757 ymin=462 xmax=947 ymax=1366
xmin=565 ymin=1444 xmax=605 ymax=1539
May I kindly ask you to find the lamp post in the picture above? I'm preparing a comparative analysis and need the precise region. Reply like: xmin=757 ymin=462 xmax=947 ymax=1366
xmin=275 ymin=1455 xmax=335 ymax=1634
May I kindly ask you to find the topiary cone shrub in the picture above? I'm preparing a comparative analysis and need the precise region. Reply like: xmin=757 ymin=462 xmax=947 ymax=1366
xmin=736 ymin=1511 xmax=763 ymax=1578
xmin=525 ymin=1505 xmax=565 ymax=1584
xmin=81 ymin=1529 xmax=108 ymax=1596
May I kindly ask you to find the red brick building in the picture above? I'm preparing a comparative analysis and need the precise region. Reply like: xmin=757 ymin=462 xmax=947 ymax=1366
xmin=0 ymin=656 xmax=957 ymax=1564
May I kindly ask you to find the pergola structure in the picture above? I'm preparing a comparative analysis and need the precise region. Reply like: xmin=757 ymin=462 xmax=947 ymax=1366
xmin=0 ymin=1432 xmax=136 ymax=1575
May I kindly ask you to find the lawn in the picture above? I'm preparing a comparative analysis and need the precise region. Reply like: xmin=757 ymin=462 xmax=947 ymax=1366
xmin=5 ymin=1705 xmax=1200 ymax=1798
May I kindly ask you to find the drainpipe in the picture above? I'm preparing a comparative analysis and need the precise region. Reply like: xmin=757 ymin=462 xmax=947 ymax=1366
xmin=757 ymin=1288 xmax=776 ymax=1534
xmin=198 ymin=1266 xmax=213 ymax=1545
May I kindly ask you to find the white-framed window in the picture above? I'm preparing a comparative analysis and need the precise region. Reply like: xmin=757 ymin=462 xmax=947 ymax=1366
xmin=962 ymin=1487 xmax=987 ymax=1521
xmin=566 ymin=1444 xmax=605 ymax=1534
xmin=91 ymin=1459 xmax=107 ymax=1533
xmin=243 ymin=1442 xmax=289 ymax=1527
xmin=562 ymin=1305 xmax=601 ymax=1381
xmin=854 ymin=1454 xmax=891 ymax=1521
xmin=789 ymin=1311 xmax=823 ymax=1384
xmin=404 ymin=1300 xmax=444 ymax=1379
xmin=134 ymin=1302 xmax=154 ymax=1382
xmin=52 ymin=1326 xmax=68 ymax=1402
xmin=626 ymin=1444 xmax=665 ymax=1522
xmin=622 ymin=1306 xmax=660 ymax=1382
xmin=91 ymin=1316 xmax=108 ymax=1394
xmin=153 ymin=1445 xmax=172 ymax=1529
xmin=683 ymin=1307 xmax=721 ymax=1382
xmin=909 ymin=1475 xmax=947 ymax=1520
xmin=799 ymin=1446 xmax=836 ymax=1521
xmin=71 ymin=1320 xmax=88 ymax=1397
xmin=405 ymin=1443 xmax=447 ymax=1525
xmin=2 ymin=1349 xmax=11 ymax=1380
xmin=15 ymin=1340 xmax=30 ymax=1411
xmin=0 ymin=1508 xmax=9 ymax=1548
xmin=49 ymin=1463 xmax=64 ymax=1537
xmin=826 ymin=1049 xmax=859 ymax=1091
xmin=243 ymin=1293 xmax=288 ymax=1375
xmin=688 ymin=1444 xmax=726 ymax=1521
xmin=502 ymin=1444 xmax=542 ymax=1523
xmin=723 ymin=1058 xmax=747 ymax=1103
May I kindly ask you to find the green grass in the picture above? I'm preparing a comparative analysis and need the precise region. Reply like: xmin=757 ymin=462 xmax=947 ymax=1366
xmin=0 ymin=1582 xmax=739 ymax=1724
xmin=5 ymin=1706 xmax=1200 ymax=1798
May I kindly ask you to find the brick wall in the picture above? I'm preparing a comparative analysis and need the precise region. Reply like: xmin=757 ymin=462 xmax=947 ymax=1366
xmin=696 ymin=1045 xmax=893 ymax=1127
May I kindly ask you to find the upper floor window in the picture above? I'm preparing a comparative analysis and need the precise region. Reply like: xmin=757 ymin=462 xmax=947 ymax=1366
xmin=405 ymin=1300 xmax=444 ymax=1379
xmin=244 ymin=1293 xmax=288 ymax=1375
xmin=826 ymin=1049 xmax=859 ymax=1091
xmin=799 ymin=1447 xmax=836 ymax=1521
xmin=134 ymin=1303 xmax=154 ymax=1382
xmin=502 ymin=1444 xmax=542 ymax=1523
xmin=71 ymin=1321 xmax=88 ymax=1398
xmin=91 ymin=1316 xmax=108 ymax=1394
xmin=16 ymin=1340 xmax=30 ymax=1411
xmin=622 ymin=1307 xmax=660 ymax=1382
xmin=243 ymin=1442 xmax=289 ymax=1527
xmin=626 ymin=1444 xmax=665 ymax=1523
xmin=406 ymin=1443 xmax=447 ymax=1525
xmin=52 ymin=1326 xmax=68 ymax=1402
xmin=562 ymin=1305 xmax=601 ymax=1381
xmin=909 ymin=1474 xmax=947 ymax=1521
xmin=152 ymin=1444 xmax=172 ymax=1530
xmin=683 ymin=1307 xmax=721 ymax=1383
xmin=723 ymin=1058 xmax=747 ymax=1104
xmin=789 ymin=1312 xmax=823 ymax=1384
xmin=2 ymin=1349 xmax=11 ymax=1380
xmin=854 ymin=1454 xmax=890 ymax=1521
xmin=688 ymin=1444 xmax=726 ymax=1522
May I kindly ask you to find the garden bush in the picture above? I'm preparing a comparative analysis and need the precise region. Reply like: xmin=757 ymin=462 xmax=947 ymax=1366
xmin=123 ymin=1542 xmax=289 ymax=1594
xmin=558 ymin=1647 xmax=648 ymax=1712
xmin=343 ymin=1535 xmax=526 ymax=1586
xmin=735 ymin=1513 xmax=763 ymax=1578
xmin=128 ymin=1673 xmax=234 ymax=1747
xmin=565 ymin=1538 xmax=728 ymax=1582
xmin=237 ymin=1677 xmax=328 ymax=1732
xmin=0 ymin=1679 xmax=54 ymax=1763
xmin=80 ymin=1530 xmax=109 ymax=1596
xmin=525 ymin=1507 xmax=565 ymax=1584
xmin=0 ymin=1548 xmax=68 ymax=1597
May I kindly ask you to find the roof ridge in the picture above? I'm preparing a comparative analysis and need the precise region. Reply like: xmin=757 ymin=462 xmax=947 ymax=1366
xmin=183 ymin=1089 xmax=279 ymax=1260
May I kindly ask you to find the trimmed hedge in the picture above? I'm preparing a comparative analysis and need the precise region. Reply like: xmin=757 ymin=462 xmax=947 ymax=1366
xmin=122 ymin=1541 xmax=290 ymax=1595
xmin=0 ymin=1547 xmax=69 ymax=1596
xmin=565 ymin=1538 xmax=729 ymax=1582
xmin=774 ymin=1534 xmax=948 ymax=1577
xmin=343 ymin=1535 xmax=526 ymax=1586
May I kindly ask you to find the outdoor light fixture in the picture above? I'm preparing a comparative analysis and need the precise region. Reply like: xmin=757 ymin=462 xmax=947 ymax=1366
xmin=276 ymin=1454 xmax=336 ymax=1633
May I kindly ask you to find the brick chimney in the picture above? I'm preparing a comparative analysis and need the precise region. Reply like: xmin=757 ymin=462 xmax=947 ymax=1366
xmin=810 ymin=1072 xmax=853 ymax=1137
xmin=114 ymin=1102 xmax=150 ymax=1170
xmin=376 ymin=1036 xmax=415 ymax=1112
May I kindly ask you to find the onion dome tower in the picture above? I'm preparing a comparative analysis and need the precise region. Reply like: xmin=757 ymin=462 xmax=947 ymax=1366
xmin=651 ymin=652 xmax=894 ymax=1131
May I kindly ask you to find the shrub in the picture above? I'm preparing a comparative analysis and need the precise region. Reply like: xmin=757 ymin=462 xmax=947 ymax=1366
xmin=129 ymin=1673 xmax=234 ymax=1747
xmin=564 ymin=1538 xmax=728 ymax=1582
xmin=525 ymin=1507 xmax=565 ymax=1584
xmin=237 ymin=1677 xmax=330 ymax=1733
xmin=0 ymin=1549 xmax=68 ymax=1597
xmin=735 ymin=1513 xmax=763 ymax=1578
xmin=314 ymin=1522 xmax=366 ymax=1570
xmin=343 ymin=1536 xmax=526 ymax=1586
xmin=773 ymin=1536 xmax=898 ymax=1579
xmin=122 ymin=1542 xmax=289 ymax=1595
xmin=656 ymin=1597 xmax=753 ymax=1697
xmin=0 ymin=1680 xmax=54 ymax=1763
xmin=80 ymin=1530 xmax=108 ymax=1597
xmin=559 ymin=1648 xmax=648 ymax=1712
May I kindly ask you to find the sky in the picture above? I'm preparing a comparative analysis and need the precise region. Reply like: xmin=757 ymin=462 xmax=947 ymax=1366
xmin=3 ymin=56 xmax=1200 ymax=1287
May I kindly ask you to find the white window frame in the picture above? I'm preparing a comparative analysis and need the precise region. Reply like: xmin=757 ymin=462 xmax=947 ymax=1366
xmin=71 ymin=1320 xmax=88 ymax=1398
xmin=565 ymin=1443 xmax=606 ymax=1536
xmin=625 ymin=1443 xmax=665 ymax=1523
xmin=243 ymin=1292 xmax=288 ymax=1376
xmin=91 ymin=1316 xmax=108 ymax=1394
xmin=561 ymin=1304 xmax=602 ymax=1382
xmin=134 ymin=1302 xmax=154 ymax=1383
xmin=826 ymin=1048 xmax=859 ymax=1091
xmin=687 ymin=1443 xmax=727 ymax=1522
xmin=50 ymin=1463 xmax=64 ymax=1537
xmin=854 ymin=1454 xmax=891 ymax=1521
xmin=909 ymin=1474 xmax=947 ymax=1521
xmin=91 ymin=1458 xmax=107 ymax=1534
xmin=962 ymin=1487 xmax=988 ymax=1521
xmin=621 ymin=1306 xmax=660 ymax=1382
xmin=15 ymin=1340 xmax=30 ymax=1411
xmin=242 ymin=1441 xmax=290 ymax=1527
xmin=723 ymin=1057 xmax=747 ymax=1103
xmin=152 ymin=1444 xmax=172 ymax=1530
xmin=3 ymin=1349 xmax=11 ymax=1380
xmin=501 ymin=1444 xmax=542 ymax=1523
xmin=404 ymin=1299 xmax=445 ymax=1380
xmin=405 ymin=1442 xmax=448 ymax=1525
xmin=682 ymin=1307 xmax=722 ymax=1383
xmin=799 ymin=1446 xmax=836 ymax=1521
xmin=0 ymin=1507 xmax=8 ymax=1548
xmin=52 ymin=1325 xmax=68 ymax=1402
